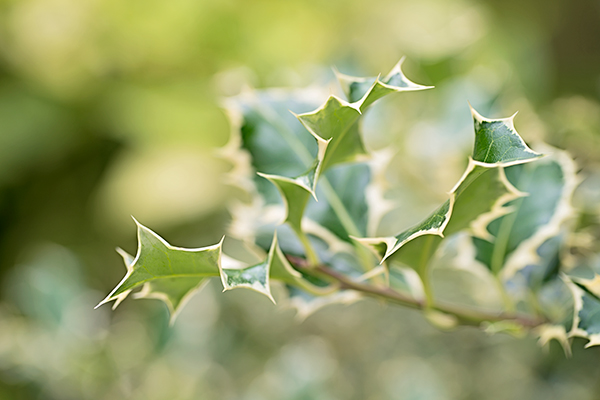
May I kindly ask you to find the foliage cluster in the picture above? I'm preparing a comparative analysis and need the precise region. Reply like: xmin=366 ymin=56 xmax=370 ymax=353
xmin=97 ymin=60 xmax=600 ymax=352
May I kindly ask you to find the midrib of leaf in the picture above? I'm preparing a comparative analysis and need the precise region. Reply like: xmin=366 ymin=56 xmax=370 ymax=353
xmin=481 ymin=125 xmax=500 ymax=163
xmin=120 ymin=272 xmax=218 ymax=292
xmin=320 ymin=117 xmax=359 ymax=170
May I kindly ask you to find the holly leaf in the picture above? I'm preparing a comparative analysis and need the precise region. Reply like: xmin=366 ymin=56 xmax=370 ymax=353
xmin=354 ymin=107 xmax=540 ymax=274
xmin=473 ymin=146 xmax=578 ymax=280
xmin=219 ymin=231 xmax=305 ymax=302
xmin=470 ymin=108 xmax=542 ymax=166
xmin=96 ymin=218 xmax=223 ymax=323
xmin=306 ymin=162 xmax=371 ymax=241
xmin=223 ymin=60 xmax=431 ymax=240
xmin=429 ymin=232 xmax=504 ymax=311
xmin=567 ymin=274 xmax=600 ymax=347
xmin=222 ymin=88 xmax=324 ymax=201
xmin=256 ymin=142 xmax=326 ymax=235
xmin=98 ymin=220 xmax=330 ymax=321
xmin=297 ymin=58 xmax=433 ymax=174
xmin=335 ymin=56 xmax=433 ymax=104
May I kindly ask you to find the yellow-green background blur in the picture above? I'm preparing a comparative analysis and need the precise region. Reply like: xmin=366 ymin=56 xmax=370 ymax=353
xmin=0 ymin=0 xmax=599 ymax=399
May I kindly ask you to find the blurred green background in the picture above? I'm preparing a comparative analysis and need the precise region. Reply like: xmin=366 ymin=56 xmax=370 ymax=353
xmin=0 ymin=0 xmax=599 ymax=399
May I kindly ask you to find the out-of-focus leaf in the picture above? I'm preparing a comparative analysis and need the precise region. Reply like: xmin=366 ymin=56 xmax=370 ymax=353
xmin=567 ymin=275 xmax=600 ymax=348
xmin=222 ymin=88 xmax=324 ymax=198
xmin=284 ymin=285 xmax=362 ymax=321
xmin=429 ymin=232 xmax=503 ymax=311
xmin=306 ymin=162 xmax=371 ymax=241
xmin=473 ymin=146 xmax=578 ymax=280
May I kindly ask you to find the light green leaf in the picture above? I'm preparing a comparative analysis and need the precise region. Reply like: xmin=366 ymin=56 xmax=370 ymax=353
xmin=96 ymin=218 xmax=222 ymax=323
xmin=99 ymin=223 xmax=323 ymax=320
xmin=114 ymin=247 xmax=215 ymax=325
xmin=107 ymin=246 xmax=214 ymax=325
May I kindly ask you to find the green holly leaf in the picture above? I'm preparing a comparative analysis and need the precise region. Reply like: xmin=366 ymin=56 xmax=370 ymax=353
xmin=354 ymin=107 xmax=540 ymax=272
xmin=219 ymin=231 xmax=305 ymax=302
xmin=222 ymin=88 xmax=324 ymax=201
xmin=472 ymin=146 xmax=578 ymax=280
xmin=222 ymin=88 xmax=327 ymax=238
xmin=256 ymin=139 xmax=326 ymax=235
xmin=223 ymin=61 xmax=431 ymax=243
xmin=567 ymin=275 xmax=600 ymax=348
xmin=96 ymin=218 xmax=222 ymax=323
xmin=306 ymin=162 xmax=371 ymax=241
xmin=99 ymin=221 xmax=328 ymax=321
xmin=335 ymin=57 xmax=434 ymax=104
xmin=470 ymin=108 xmax=542 ymax=165
xmin=297 ymin=59 xmax=432 ymax=174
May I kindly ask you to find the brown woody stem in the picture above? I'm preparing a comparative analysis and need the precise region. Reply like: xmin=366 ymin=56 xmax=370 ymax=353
xmin=286 ymin=255 xmax=546 ymax=329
